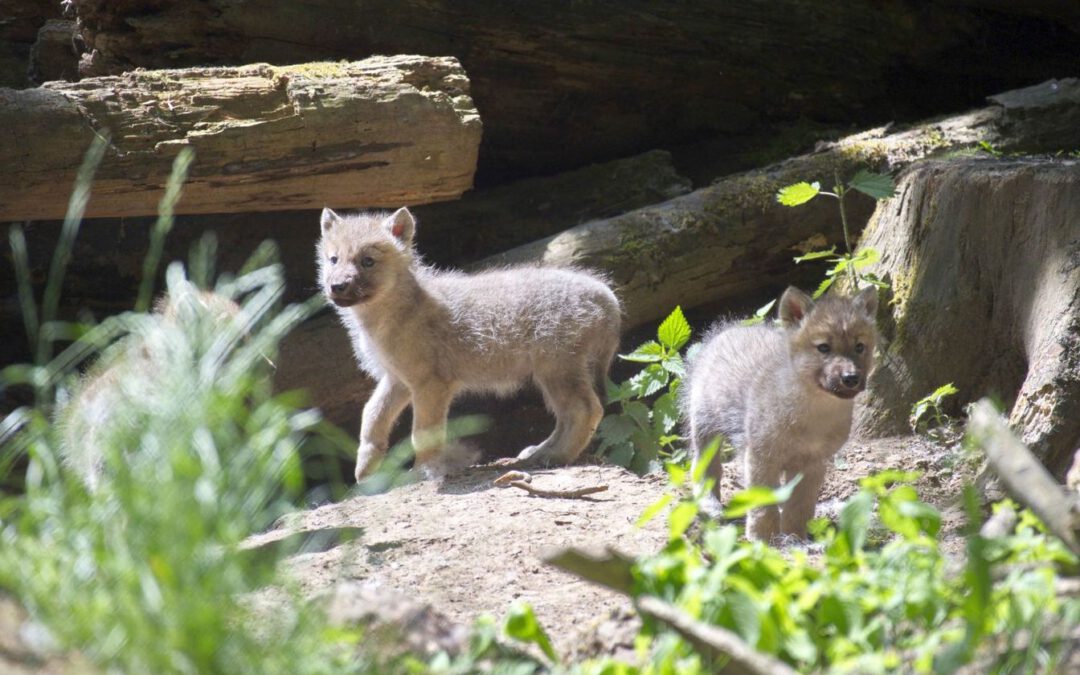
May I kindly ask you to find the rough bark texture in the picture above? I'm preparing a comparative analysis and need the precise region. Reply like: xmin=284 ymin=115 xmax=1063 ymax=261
xmin=0 ymin=0 xmax=62 ymax=88
xmin=28 ymin=19 xmax=78 ymax=84
xmin=0 ymin=55 xmax=481 ymax=221
xmin=853 ymin=159 xmax=1080 ymax=476
xmin=416 ymin=149 xmax=691 ymax=267
xmin=69 ymin=0 xmax=1080 ymax=180
xmin=480 ymin=80 xmax=1080 ymax=331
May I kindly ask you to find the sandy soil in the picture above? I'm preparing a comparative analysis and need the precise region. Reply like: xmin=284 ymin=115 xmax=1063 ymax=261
xmin=244 ymin=430 xmax=978 ymax=664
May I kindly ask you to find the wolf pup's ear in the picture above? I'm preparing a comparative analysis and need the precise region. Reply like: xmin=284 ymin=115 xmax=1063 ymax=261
xmin=382 ymin=207 xmax=416 ymax=247
xmin=779 ymin=286 xmax=814 ymax=326
xmin=852 ymin=286 xmax=879 ymax=318
xmin=320 ymin=208 xmax=341 ymax=234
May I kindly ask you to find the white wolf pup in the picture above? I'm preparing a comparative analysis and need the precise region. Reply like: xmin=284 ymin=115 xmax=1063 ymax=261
xmin=682 ymin=286 xmax=878 ymax=541
xmin=318 ymin=207 xmax=621 ymax=481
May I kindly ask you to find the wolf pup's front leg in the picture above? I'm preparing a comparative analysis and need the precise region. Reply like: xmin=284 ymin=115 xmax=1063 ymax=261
xmin=355 ymin=376 xmax=411 ymax=481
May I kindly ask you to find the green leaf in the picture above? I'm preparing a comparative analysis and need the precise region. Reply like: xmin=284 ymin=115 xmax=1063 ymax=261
xmin=776 ymin=181 xmax=821 ymax=207
xmin=837 ymin=490 xmax=874 ymax=553
xmin=652 ymin=392 xmax=680 ymax=434
xmin=622 ymin=400 xmax=652 ymax=430
xmin=660 ymin=354 xmax=686 ymax=377
xmin=811 ymin=275 xmax=835 ymax=299
xmin=596 ymin=413 xmax=637 ymax=445
xmin=740 ymin=299 xmax=776 ymax=327
xmin=848 ymin=170 xmax=896 ymax=200
xmin=691 ymin=438 xmax=721 ymax=483
xmin=628 ymin=364 xmax=669 ymax=398
xmin=668 ymin=501 xmax=698 ymax=540
xmin=723 ymin=475 xmax=802 ymax=519
xmin=605 ymin=442 xmax=635 ymax=468
xmin=637 ymin=493 xmax=674 ymax=527
xmin=657 ymin=306 xmax=692 ymax=351
xmin=504 ymin=600 xmax=557 ymax=661
xmin=793 ymin=247 xmax=838 ymax=263
xmin=605 ymin=378 xmax=632 ymax=404
xmin=850 ymin=246 xmax=881 ymax=269
xmin=619 ymin=340 xmax=665 ymax=363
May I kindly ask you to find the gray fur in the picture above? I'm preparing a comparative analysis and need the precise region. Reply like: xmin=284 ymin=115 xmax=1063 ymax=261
xmin=318 ymin=207 xmax=621 ymax=480
xmin=681 ymin=286 xmax=879 ymax=541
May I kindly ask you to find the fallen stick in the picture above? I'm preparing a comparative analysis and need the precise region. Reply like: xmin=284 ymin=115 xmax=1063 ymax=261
xmin=967 ymin=399 xmax=1080 ymax=556
xmin=493 ymin=471 xmax=608 ymax=499
xmin=636 ymin=596 xmax=799 ymax=675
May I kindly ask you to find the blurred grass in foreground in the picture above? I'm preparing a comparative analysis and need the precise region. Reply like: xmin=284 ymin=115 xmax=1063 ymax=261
xmin=0 ymin=139 xmax=369 ymax=673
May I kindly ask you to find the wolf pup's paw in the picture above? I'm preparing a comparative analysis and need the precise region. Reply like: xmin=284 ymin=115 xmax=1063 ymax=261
xmin=354 ymin=442 xmax=387 ymax=482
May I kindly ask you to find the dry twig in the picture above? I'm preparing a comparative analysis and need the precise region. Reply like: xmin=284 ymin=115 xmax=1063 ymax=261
xmin=493 ymin=471 xmax=608 ymax=499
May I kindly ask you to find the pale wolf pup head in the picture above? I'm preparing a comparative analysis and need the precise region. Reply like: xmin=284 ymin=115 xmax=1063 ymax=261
xmin=317 ymin=207 xmax=416 ymax=308
xmin=779 ymin=286 xmax=879 ymax=399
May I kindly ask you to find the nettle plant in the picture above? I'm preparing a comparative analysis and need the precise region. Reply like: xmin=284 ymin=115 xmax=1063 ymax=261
xmin=776 ymin=168 xmax=895 ymax=299
xmin=603 ymin=464 xmax=1080 ymax=674
xmin=594 ymin=306 xmax=692 ymax=474
xmin=910 ymin=382 xmax=961 ymax=436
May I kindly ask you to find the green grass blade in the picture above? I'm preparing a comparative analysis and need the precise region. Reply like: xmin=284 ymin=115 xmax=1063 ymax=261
xmin=136 ymin=147 xmax=195 ymax=312
xmin=38 ymin=134 xmax=110 ymax=367
xmin=8 ymin=225 xmax=39 ymax=349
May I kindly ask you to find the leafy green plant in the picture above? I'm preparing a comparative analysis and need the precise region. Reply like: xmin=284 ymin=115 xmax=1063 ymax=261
xmin=776 ymin=169 xmax=895 ymax=298
xmin=594 ymin=306 xmax=691 ymax=473
xmin=570 ymin=464 xmax=1079 ymax=675
xmin=0 ymin=143 xmax=366 ymax=673
xmin=910 ymin=382 xmax=960 ymax=435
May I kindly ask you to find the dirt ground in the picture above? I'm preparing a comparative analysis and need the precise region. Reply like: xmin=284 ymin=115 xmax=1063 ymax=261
xmin=0 ymin=429 xmax=983 ymax=672
xmin=246 ymin=430 xmax=978 ymax=664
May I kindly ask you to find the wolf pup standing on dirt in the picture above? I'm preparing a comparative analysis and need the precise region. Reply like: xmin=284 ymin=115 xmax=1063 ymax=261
xmin=682 ymin=286 xmax=878 ymax=541
xmin=318 ymin=207 xmax=621 ymax=481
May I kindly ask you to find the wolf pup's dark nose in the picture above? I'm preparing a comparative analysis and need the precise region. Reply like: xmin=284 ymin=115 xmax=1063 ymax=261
xmin=841 ymin=373 xmax=861 ymax=388
xmin=330 ymin=282 xmax=348 ymax=294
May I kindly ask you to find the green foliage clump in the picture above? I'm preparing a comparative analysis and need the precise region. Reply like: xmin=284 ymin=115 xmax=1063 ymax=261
xmin=0 ymin=140 xmax=363 ymax=673
xmin=776 ymin=169 xmax=894 ymax=299
xmin=567 ymin=466 xmax=1079 ymax=674
xmin=594 ymin=307 xmax=691 ymax=473
xmin=910 ymin=383 xmax=960 ymax=436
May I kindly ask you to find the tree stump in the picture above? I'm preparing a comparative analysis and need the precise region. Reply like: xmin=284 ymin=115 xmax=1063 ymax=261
xmin=854 ymin=158 xmax=1080 ymax=476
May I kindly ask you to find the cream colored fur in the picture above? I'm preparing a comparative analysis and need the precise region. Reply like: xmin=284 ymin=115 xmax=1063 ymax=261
xmin=318 ymin=207 xmax=621 ymax=480
xmin=682 ymin=286 xmax=879 ymax=541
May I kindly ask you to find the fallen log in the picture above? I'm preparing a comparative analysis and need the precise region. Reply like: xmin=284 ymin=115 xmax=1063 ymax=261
xmin=69 ymin=1 xmax=1080 ymax=179
xmin=0 ymin=0 xmax=62 ymax=87
xmin=480 ymin=79 xmax=1080 ymax=330
xmin=0 ymin=55 xmax=481 ymax=221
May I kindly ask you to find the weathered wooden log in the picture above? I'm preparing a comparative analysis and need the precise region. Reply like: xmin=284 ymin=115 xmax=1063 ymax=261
xmin=479 ymin=79 xmax=1080 ymax=330
xmin=29 ymin=19 xmax=79 ymax=84
xmin=0 ymin=0 xmax=62 ymax=87
xmin=852 ymin=157 xmax=1080 ymax=476
xmin=0 ymin=55 xmax=481 ymax=221
xmin=414 ymin=149 xmax=691 ymax=267
xmin=69 ymin=0 xmax=1080 ymax=179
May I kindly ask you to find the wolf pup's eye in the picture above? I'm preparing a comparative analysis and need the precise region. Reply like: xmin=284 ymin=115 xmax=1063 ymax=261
xmin=816 ymin=343 xmax=831 ymax=354
xmin=329 ymin=256 xmax=338 ymax=264
xmin=855 ymin=343 xmax=865 ymax=354
xmin=360 ymin=256 xmax=376 ymax=268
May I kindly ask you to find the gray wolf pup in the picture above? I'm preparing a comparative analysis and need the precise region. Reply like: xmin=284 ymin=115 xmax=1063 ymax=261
xmin=682 ymin=286 xmax=878 ymax=541
xmin=318 ymin=207 xmax=621 ymax=481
